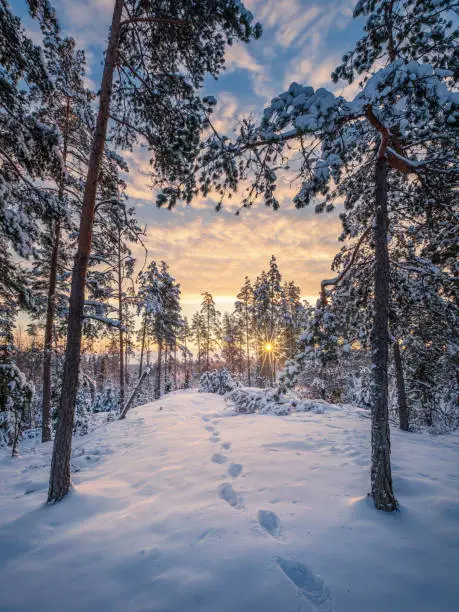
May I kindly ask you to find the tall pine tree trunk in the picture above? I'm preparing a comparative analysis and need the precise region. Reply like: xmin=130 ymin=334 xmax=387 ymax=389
xmin=393 ymin=341 xmax=409 ymax=431
xmin=206 ymin=312 xmax=210 ymax=371
xmin=184 ymin=342 xmax=187 ymax=389
xmin=48 ymin=0 xmax=124 ymax=503
xmin=370 ymin=156 xmax=397 ymax=511
xmin=139 ymin=314 xmax=147 ymax=379
xmin=174 ymin=343 xmax=177 ymax=389
xmin=246 ymin=312 xmax=251 ymax=386
xmin=117 ymin=230 xmax=125 ymax=411
xmin=42 ymin=99 xmax=71 ymax=443
xmin=155 ymin=340 xmax=162 ymax=399
xmin=41 ymin=218 xmax=61 ymax=443
xmin=163 ymin=344 xmax=168 ymax=390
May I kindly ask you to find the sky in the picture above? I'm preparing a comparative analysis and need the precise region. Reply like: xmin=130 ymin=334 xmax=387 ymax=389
xmin=19 ymin=0 xmax=366 ymax=320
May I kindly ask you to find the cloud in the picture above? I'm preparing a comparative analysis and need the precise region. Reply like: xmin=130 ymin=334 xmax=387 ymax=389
xmin=54 ymin=0 xmax=112 ymax=46
xmin=210 ymin=92 xmax=248 ymax=134
xmin=248 ymin=0 xmax=323 ymax=48
xmin=225 ymin=43 xmax=263 ymax=74
xmin=283 ymin=56 xmax=338 ymax=90
xmin=130 ymin=203 xmax=342 ymax=312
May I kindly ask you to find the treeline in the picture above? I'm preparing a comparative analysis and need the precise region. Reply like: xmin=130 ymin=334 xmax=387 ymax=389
xmin=4 ymin=255 xmax=308 ymax=444
xmin=189 ymin=256 xmax=308 ymax=385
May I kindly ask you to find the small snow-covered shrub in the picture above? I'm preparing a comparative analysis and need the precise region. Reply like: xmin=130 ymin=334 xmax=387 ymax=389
xmin=225 ymin=386 xmax=333 ymax=416
xmin=225 ymin=387 xmax=272 ymax=413
xmin=0 ymin=363 xmax=34 ymax=453
xmin=93 ymin=385 xmax=120 ymax=413
xmin=199 ymin=368 xmax=237 ymax=395
xmin=343 ymin=366 xmax=372 ymax=409
xmin=73 ymin=374 xmax=96 ymax=436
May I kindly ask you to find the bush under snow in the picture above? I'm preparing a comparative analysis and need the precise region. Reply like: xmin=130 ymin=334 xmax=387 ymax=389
xmin=199 ymin=368 xmax=237 ymax=395
xmin=225 ymin=386 xmax=335 ymax=416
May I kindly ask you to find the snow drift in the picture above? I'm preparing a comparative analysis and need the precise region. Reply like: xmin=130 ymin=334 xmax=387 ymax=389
xmin=0 ymin=390 xmax=458 ymax=611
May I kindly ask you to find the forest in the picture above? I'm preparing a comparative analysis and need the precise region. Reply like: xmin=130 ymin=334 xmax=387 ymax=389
xmin=0 ymin=1 xmax=458 ymax=610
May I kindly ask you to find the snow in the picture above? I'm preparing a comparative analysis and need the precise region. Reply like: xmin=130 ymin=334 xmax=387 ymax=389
xmin=1 ymin=390 xmax=458 ymax=611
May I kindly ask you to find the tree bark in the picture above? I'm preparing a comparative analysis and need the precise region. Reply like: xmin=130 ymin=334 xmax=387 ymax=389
xmin=117 ymin=229 xmax=125 ymax=410
xmin=138 ymin=314 xmax=147 ymax=379
xmin=41 ymin=218 xmax=61 ymax=443
xmin=246 ymin=307 xmax=251 ymax=386
xmin=206 ymin=311 xmax=210 ymax=371
xmin=48 ymin=0 xmax=124 ymax=503
xmin=174 ymin=343 xmax=177 ymax=389
xmin=125 ymin=330 xmax=129 ymax=388
xmin=42 ymin=99 xmax=71 ymax=443
xmin=393 ymin=341 xmax=409 ymax=431
xmin=370 ymin=157 xmax=397 ymax=511
xmin=183 ymin=336 xmax=188 ymax=388
xmin=119 ymin=366 xmax=149 ymax=420
xmin=155 ymin=340 xmax=162 ymax=399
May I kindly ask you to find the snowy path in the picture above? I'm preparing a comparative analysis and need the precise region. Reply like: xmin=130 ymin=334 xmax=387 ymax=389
xmin=0 ymin=391 xmax=458 ymax=612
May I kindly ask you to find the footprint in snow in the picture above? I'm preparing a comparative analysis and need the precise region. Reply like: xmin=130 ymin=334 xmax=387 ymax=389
xmin=258 ymin=509 xmax=282 ymax=537
xmin=202 ymin=416 xmax=210 ymax=422
xmin=275 ymin=556 xmax=334 ymax=612
xmin=211 ymin=453 xmax=227 ymax=464
xmin=197 ymin=527 xmax=223 ymax=542
xmin=209 ymin=435 xmax=220 ymax=443
xmin=228 ymin=463 xmax=243 ymax=478
xmin=205 ymin=425 xmax=215 ymax=432
xmin=221 ymin=441 xmax=231 ymax=450
xmin=218 ymin=483 xmax=243 ymax=509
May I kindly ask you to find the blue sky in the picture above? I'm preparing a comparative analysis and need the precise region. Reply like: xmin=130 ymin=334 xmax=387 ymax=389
xmin=18 ymin=0 xmax=366 ymax=319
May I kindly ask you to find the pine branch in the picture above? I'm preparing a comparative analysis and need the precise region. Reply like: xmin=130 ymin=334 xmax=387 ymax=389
xmin=320 ymin=226 xmax=372 ymax=305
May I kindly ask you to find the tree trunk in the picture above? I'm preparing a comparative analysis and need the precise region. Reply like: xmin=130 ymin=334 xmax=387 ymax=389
xmin=42 ymin=99 xmax=71 ymax=443
xmin=125 ymin=330 xmax=129 ymax=388
xmin=246 ymin=310 xmax=251 ymax=386
xmin=174 ymin=343 xmax=177 ymax=389
xmin=139 ymin=314 xmax=147 ymax=379
xmin=41 ymin=218 xmax=61 ymax=443
xmin=393 ymin=341 xmax=409 ymax=431
xmin=48 ymin=0 xmax=124 ymax=503
xmin=163 ymin=344 xmax=168 ymax=390
xmin=155 ymin=340 xmax=162 ymax=400
xmin=206 ymin=312 xmax=210 ymax=371
xmin=370 ymin=157 xmax=397 ymax=511
xmin=119 ymin=366 xmax=149 ymax=420
xmin=117 ymin=229 xmax=125 ymax=411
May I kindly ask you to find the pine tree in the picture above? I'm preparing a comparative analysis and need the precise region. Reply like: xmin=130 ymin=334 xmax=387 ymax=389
xmin=34 ymin=35 xmax=95 ymax=442
xmin=179 ymin=317 xmax=193 ymax=388
xmin=180 ymin=0 xmax=458 ymax=510
xmin=200 ymin=292 xmax=221 ymax=371
xmin=191 ymin=312 xmax=206 ymax=375
xmin=137 ymin=260 xmax=163 ymax=395
xmin=49 ymin=0 xmax=261 ymax=503
xmin=89 ymin=176 xmax=142 ymax=411
xmin=235 ymin=276 xmax=254 ymax=385
xmin=221 ymin=312 xmax=244 ymax=376
xmin=0 ymin=1 xmax=61 ymax=310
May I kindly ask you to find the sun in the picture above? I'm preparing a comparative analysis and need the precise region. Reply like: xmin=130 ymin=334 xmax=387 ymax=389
xmin=264 ymin=342 xmax=273 ymax=352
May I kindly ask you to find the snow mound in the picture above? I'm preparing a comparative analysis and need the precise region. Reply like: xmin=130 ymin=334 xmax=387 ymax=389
xmin=225 ymin=385 xmax=335 ymax=415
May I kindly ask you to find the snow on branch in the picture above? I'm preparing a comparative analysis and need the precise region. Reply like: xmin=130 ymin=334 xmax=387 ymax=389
xmin=320 ymin=226 xmax=372 ymax=305
xmin=84 ymin=314 xmax=125 ymax=330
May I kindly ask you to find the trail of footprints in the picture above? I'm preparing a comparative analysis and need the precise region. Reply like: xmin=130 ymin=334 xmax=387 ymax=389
xmin=201 ymin=414 xmax=334 ymax=611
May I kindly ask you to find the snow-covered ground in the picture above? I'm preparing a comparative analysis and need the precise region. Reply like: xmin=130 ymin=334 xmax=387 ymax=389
xmin=1 ymin=391 xmax=458 ymax=612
